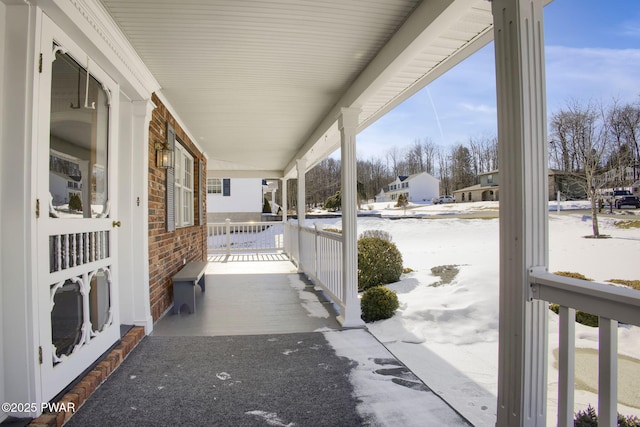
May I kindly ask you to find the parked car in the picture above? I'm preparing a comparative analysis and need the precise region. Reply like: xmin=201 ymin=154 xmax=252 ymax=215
xmin=615 ymin=195 xmax=640 ymax=209
xmin=432 ymin=195 xmax=455 ymax=204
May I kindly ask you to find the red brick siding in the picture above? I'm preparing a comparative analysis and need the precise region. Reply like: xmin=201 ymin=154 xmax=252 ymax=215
xmin=148 ymin=93 xmax=207 ymax=322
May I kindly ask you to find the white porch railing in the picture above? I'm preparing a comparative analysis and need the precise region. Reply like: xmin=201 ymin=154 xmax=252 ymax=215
xmin=207 ymin=220 xmax=284 ymax=253
xmin=529 ymin=267 xmax=640 ymax=427
xmin=284 ymin=221 xmax=344 ymax=313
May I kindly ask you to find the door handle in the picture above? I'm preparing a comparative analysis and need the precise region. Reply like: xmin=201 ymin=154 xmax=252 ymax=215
xmin=112 ymin=220 xmax=121 ymax=228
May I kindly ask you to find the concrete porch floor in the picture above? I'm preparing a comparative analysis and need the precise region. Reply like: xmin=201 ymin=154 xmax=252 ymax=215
xmin=152 ymin=256 xmax=342 ymax=336
xmin=60 ymin=255 xmax=472 ymax=426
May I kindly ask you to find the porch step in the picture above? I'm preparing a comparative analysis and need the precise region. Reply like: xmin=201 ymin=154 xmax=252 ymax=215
xmin=28 ymin=326 xmax=146 ymax=427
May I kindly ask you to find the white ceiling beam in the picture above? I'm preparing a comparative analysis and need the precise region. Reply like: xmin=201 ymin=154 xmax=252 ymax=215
xmin=206 ymin=170 xmax=284 ymax=179
xmin=284 ymin=0 xmax=481 ymax=177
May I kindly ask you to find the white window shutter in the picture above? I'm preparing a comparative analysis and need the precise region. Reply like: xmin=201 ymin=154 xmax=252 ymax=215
xmin=223 ymin=178 xmax=230 ymax=197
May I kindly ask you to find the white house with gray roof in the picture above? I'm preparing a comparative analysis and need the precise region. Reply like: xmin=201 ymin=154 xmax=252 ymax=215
xmin=375 ymin=172 xmax=439 ymax=204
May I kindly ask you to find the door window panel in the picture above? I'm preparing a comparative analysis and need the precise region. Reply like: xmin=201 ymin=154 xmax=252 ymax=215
xmin=49 ymin=50 xmax=110 ymax=218
xmin=51 ymin=278 xmax=84 ymax=361
xmin=89 ymin=268 xmax=112 ymax=333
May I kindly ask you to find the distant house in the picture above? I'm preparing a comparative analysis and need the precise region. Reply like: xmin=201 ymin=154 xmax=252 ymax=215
xmin=453 ymin=169 xmax=587 ymax=202
xmin=594 ymin=165 xmax=640 ymax=188
xmin=375 ymin=172 xmax=439 ymax=203
xmin=206 ymin=176 xmax=264 ymax=222
xmin=453 ymin=170 xmax=500 ymax=203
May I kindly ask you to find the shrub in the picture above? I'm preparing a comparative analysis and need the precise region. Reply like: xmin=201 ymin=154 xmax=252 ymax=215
xmin=324 ymin=191 xmax=341 ymax=211
xmin=574 ymin=404 xmax=640 ymax=427
xmin=549 ymin=304 xmax=599 ymax=327
xmin=395 ymin=193 xmax=408 ymax=208
xmin=361 ymin=286 xmax=399 ymax=322
xmin=68 ymin=193 xmax=82 ymax=212
xmin=548 ymin=271 xmax=599 ymax=327
xmin=614 ymin=220 xmax=640 ymax=229
xmin=357 ymin=237 xmax=403 ymax=291
xmin=359 ymin=229 xmax=392 ymax=242
xmin=323 ymin=227 xmax=342 ymax=234
xmin=608 ymin=279 xmax=640 ymax=291
xmin=554 ymin=271 xmax=592 ymax=281
xmin=262 ymin=197 xmax=272 ymax=213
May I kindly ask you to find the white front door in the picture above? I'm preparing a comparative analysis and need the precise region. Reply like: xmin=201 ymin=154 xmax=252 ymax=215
xmin=36 ymin=16 xmax=121 ymax=402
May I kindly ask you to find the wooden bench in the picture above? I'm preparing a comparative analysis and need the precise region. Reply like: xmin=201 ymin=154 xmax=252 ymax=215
xmin=172 ymin=261 xmax=208 ymax=314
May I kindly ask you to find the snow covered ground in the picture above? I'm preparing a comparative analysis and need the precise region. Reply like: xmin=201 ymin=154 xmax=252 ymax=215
xmin=308 ymin=201 xmax=640 ymax=426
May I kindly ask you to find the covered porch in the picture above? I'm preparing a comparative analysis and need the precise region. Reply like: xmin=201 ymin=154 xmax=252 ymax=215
xmin=2 ymin=1 xmax=637 ymax=426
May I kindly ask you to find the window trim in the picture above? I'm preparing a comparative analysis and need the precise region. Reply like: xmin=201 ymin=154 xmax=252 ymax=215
xmin=207 ymin=178 xmax=222 ymax=194
xmin=173 ymin=140 xmax=195 ymax=228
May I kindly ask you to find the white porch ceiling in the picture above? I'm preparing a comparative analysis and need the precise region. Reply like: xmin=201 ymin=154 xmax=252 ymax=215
xmin=99 ymin=0 xmax=494 ymax=178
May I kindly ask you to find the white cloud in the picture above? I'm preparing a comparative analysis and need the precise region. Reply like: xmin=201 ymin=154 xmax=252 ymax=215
xmin=358 ymin=44 xmax=640 ymax=160
xmin=459 ymin=103 xmax=496 ymax=114
xmin=545 ymin=46 xmax=640 ymax=109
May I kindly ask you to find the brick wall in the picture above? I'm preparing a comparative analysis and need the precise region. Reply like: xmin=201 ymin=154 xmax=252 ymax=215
xmin=148 ymin=93 xmax=207 ymax=322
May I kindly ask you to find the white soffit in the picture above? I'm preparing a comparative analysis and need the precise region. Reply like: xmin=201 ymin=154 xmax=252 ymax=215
xmin=99 ymin=0 xmax=493 ymax=176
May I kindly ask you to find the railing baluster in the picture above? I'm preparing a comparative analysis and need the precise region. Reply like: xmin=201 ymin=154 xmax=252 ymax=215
xmin=557 ymin=306 xmax=575 ymax=427
xmin=63 ymin=234 xmax=69 ymax=269
xmin=224 ymin=218 xmax=231 ymax=255
xmin=56 ymin=235 xmax=62 ymax=272
xmin=598 ymin=317 xmax=618 ymax=427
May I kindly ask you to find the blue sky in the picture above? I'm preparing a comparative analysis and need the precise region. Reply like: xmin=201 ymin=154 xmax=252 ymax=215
xmin=356 ymin=1 xmax=640 ymax=160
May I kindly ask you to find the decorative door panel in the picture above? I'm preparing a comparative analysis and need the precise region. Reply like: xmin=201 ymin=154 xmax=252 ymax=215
xmin=37 ymin=16 xmax=120 ymax=402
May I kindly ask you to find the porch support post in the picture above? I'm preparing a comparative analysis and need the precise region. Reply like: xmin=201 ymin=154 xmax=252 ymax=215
xmin=338 ymin=107 xmax=364 ymax=328
xmin=126 ymin=99 xmax=155 ymax=334
xmin=281 ymin=178 xmax=288 ymax=222
xmin=296 ymin=159 xmax=306 ymax=227
xmin=492 ymin=1 xmax=549 ymax=426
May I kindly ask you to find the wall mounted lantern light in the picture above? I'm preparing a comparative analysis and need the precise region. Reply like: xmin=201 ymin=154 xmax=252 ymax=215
xmin=155 ymin=141 xmax=173 ymax=169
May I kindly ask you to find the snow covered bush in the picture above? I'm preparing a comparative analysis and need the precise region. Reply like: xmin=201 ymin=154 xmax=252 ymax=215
xmin=359 ymin=229 xmax=392 ymax=242
xmin=357 ymin=237 xmax=403 ymax=291
xmin=361 ymin=286 xmax=399 ymax=322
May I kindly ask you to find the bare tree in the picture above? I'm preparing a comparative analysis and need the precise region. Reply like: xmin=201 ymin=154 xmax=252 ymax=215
xmin=436 ymin=147 xmax=451 ymax=195
xmin=386 ymin=146 xmax=402 ymax=178
xmin=357 ymin=157 xmax=393 ymax=201
xmin=550 ymin=100 xmax=610 ymax=237
xmin=607 ymin=100 xmax=640 ymax=184
xmin=421 ymin=138 xmax=438 ymax=176
xmin=404 ymin=140 xmax=424 ymax=175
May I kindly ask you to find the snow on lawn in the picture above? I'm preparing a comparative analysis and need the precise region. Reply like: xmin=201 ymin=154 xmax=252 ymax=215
xmin=309 ymin=204 xmax=640 ymax=427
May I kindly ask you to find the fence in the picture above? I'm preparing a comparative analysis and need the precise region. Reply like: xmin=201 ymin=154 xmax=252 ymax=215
xmin=207 ymin=220 xmax=284 ymax=253
xmin=284 ymin=221 xmax=344 ymax=312
xmin=529 ymin=267 xmax=640 ymax=427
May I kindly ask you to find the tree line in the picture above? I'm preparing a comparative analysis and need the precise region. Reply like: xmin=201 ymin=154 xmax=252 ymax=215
xmin=296 ymin=135 xmax=499 ymax=208
xmin=281 ymin=96 xmax=639 ymax=215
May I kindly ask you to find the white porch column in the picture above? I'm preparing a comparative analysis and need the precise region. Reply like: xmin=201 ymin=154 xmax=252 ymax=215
xmin=119 ymin=99 xmax=154 ymax=334
xmin=271 ymin=188 xmax=276 ymax=213
xmin=296 ymin=159 xmax=306 ymax=227
xmin=492 ymin=1 xmax=549 ymax=426
xmin=281 ymin=178 xmax=288 ymax=222
xmin=338 ymin=107 xmax=365 ymax=328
